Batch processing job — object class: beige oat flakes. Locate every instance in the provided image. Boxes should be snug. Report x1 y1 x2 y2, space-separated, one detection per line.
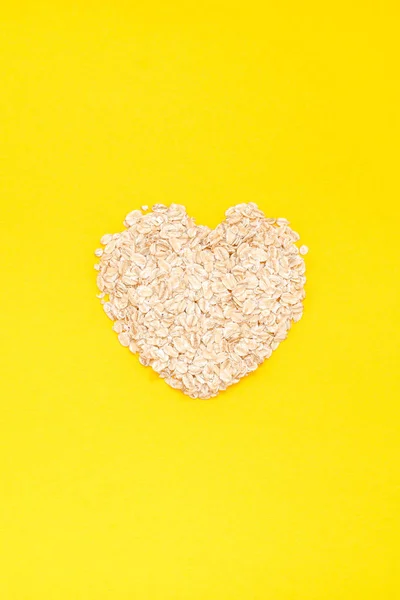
95 203 308 399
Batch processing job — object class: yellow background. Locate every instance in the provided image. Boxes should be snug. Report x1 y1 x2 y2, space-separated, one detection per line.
1 2 399 598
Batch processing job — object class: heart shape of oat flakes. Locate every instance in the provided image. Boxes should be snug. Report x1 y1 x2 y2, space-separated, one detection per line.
95 203 307 399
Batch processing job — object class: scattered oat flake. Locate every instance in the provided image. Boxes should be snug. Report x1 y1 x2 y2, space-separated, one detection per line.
299 245 309 255
100 234 113 245
118 332 130 347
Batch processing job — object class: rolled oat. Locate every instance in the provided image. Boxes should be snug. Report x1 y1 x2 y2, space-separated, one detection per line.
95 203 308 399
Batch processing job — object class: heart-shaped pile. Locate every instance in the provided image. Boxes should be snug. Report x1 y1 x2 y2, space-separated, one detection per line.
95 203 307 399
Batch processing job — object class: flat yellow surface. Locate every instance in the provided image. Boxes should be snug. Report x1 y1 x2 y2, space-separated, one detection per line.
1 2 399 598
